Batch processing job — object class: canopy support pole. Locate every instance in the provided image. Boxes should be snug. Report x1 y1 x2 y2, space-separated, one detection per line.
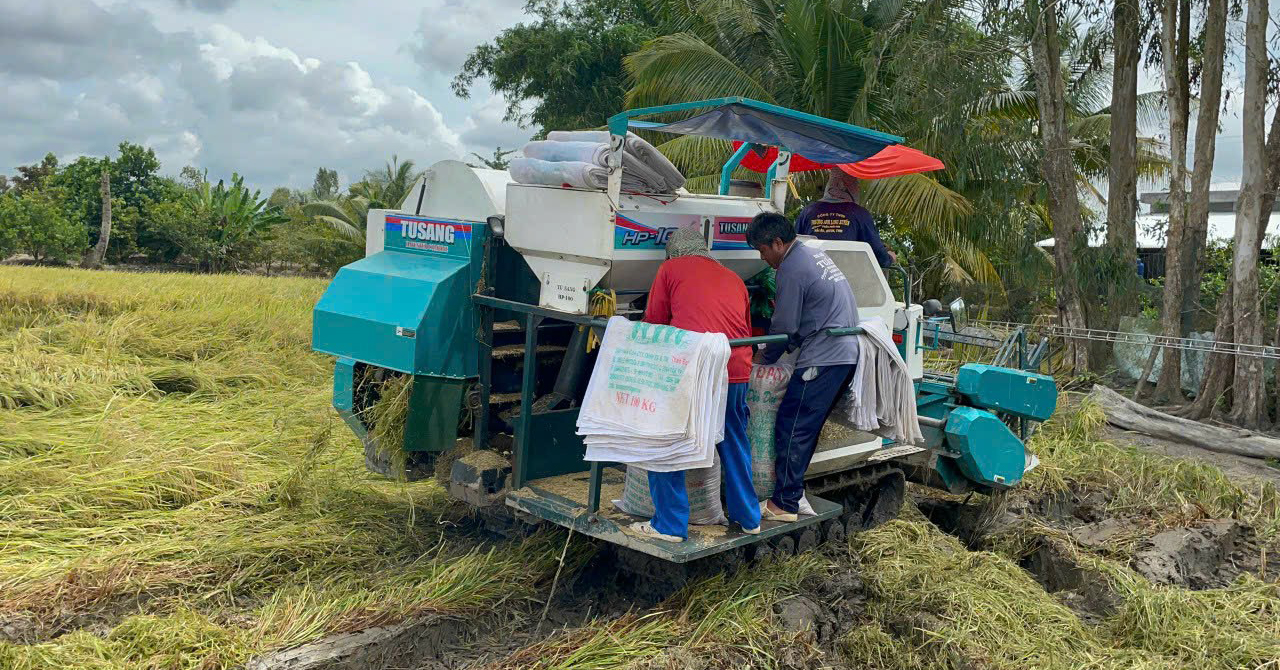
767 151 792 211
719 143 753 195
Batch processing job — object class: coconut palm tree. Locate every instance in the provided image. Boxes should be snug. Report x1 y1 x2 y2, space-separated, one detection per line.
352 156 423 208
302 196 373 243
626 0 1166 301
302 156 424 245
627 0 1013 288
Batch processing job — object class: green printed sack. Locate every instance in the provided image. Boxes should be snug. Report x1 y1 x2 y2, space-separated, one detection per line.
746 360 794 500
616 454 727 525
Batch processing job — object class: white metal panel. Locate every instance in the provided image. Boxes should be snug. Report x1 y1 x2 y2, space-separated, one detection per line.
364 209 387 257
400 160 510 222
505 184 613 312
505 184 615 261
807 436 883 476
804 239 897 326
902 303 924 379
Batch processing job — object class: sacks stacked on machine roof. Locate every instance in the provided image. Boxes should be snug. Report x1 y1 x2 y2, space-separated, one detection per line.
578 317 729 471
509 131 686 193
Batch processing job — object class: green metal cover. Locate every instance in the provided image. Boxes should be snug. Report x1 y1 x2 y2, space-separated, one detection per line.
312 250 476 377
513 408 588 483
404 376 466 452
944 406 1026 487
955 364 1057 422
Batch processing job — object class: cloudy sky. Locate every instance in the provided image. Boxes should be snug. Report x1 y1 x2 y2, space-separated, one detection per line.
0 0 1257 192
0 0 538 190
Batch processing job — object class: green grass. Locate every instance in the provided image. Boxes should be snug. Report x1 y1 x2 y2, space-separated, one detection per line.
0 266 575 669
487 553 833 670
4 265 1278 670
843 506 1280 670
1022 393 1280 545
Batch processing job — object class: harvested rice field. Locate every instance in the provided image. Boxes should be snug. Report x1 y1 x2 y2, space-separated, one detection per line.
2 265 1279 670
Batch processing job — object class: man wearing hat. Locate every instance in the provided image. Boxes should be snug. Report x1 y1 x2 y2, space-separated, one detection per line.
796 169 897 268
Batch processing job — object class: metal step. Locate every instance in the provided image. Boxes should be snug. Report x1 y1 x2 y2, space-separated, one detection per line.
487 392 522 406
491 344 568 360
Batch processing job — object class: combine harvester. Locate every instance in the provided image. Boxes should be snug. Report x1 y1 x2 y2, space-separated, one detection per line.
311 98 1056 567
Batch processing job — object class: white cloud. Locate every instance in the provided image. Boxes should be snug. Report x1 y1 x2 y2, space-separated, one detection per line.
170 0 237 13
0 0 514 189
198 23 310 80
407 0 529 74
458 93 534 154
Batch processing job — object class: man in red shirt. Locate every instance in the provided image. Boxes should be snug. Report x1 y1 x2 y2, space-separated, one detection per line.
632 225 762 542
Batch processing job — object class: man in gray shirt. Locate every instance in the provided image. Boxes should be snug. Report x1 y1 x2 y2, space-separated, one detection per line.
747 212 860 522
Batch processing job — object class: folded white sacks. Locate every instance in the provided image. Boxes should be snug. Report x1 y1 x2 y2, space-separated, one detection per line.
845 317 925 445
522 140 611 165
509 157 607 190
508 157 659 192
522 140 668 192
546 130 686 191
578 317 730 472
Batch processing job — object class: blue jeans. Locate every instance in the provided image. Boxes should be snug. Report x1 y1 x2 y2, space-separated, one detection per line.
770 364 855 513
649 382 759 537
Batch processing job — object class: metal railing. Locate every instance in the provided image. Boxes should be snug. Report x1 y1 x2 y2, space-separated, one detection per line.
973 319 1280 361
471 293 863 517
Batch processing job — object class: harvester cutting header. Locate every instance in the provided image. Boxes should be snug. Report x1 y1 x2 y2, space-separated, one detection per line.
311 98 1057 565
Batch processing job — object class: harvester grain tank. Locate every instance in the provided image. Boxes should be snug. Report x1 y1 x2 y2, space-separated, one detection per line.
310 98 1057 564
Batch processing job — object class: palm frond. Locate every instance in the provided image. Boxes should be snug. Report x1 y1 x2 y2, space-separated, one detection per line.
625 32 775 108
311 215 363 241
861 173 973 229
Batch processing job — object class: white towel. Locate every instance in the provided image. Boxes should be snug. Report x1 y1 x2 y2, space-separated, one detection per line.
845 317 924 445
578 317 730 472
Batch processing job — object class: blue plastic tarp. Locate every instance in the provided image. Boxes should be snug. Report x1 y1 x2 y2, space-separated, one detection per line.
648 102 896 165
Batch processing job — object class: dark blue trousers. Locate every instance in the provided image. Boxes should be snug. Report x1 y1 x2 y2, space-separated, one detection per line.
649 382 759 537
770 364 855 513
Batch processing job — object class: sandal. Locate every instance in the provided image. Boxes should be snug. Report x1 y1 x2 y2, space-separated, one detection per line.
760 500 798 523
630 521 684 543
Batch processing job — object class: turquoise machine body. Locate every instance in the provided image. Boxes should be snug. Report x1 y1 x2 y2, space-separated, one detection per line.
311 161 514 455
912 363 1058 492
312 212 484 453
955 363 1057 421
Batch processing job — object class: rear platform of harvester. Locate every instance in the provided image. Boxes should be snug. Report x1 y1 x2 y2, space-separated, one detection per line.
310 98 1058 568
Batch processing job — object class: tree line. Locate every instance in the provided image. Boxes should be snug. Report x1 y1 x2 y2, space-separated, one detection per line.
0 144 426 275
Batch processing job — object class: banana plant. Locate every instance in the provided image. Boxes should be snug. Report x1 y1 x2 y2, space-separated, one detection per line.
184 173 287 271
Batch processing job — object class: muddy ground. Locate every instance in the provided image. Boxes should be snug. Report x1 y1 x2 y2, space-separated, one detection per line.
250 449 1280 670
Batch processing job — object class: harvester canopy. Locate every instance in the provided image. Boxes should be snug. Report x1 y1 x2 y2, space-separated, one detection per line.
605 97 941 199
730 142 946 179
619 99 902 164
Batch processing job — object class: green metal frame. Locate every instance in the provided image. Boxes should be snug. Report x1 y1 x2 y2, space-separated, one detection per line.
471 293 861 515
506 482 842 563
718 142 754 195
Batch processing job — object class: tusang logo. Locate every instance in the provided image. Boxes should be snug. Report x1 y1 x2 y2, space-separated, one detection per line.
402 220 455 244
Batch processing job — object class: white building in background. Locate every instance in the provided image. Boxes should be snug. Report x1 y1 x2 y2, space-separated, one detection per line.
1036 188 1277 278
